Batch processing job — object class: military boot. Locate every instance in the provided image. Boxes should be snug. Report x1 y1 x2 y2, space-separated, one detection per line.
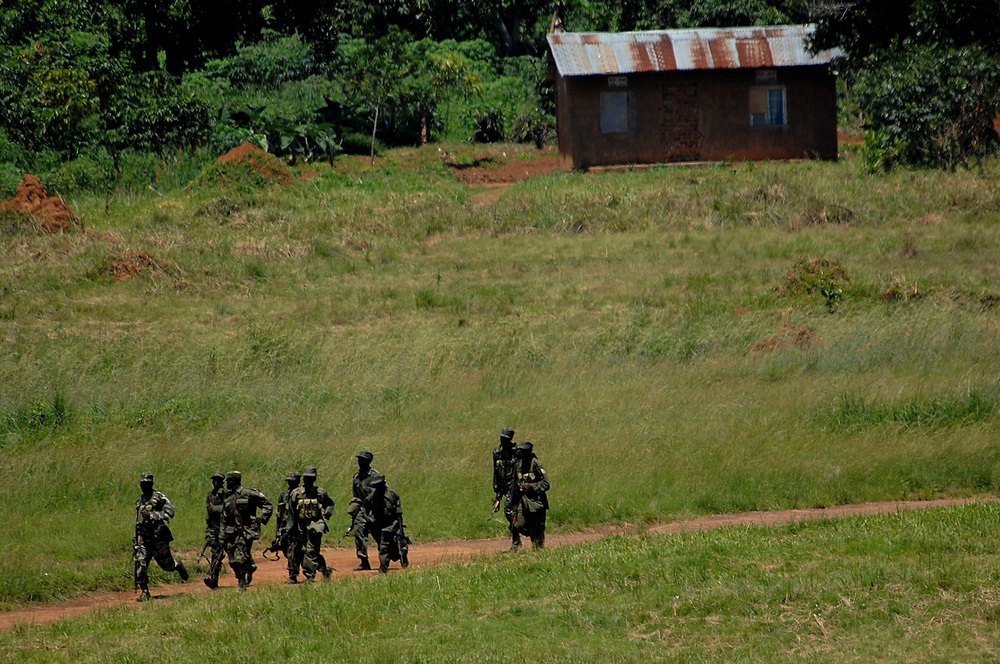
286 575 299 585
354 559 371 571
175 559 189 581
203 575 218 589
322 566 333 579
137 588 151 602
400 553 409 569
237 576 247 592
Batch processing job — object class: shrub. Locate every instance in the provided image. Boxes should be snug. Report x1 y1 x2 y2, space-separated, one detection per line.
855 44 1000 171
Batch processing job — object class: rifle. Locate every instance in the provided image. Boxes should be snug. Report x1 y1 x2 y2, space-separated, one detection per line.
263 528 287 561
394 521 411 567
198 541 211 564
488 494 502 521
339 509 359 543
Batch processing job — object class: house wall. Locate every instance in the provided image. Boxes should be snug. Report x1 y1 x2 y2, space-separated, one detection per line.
555 66 837 169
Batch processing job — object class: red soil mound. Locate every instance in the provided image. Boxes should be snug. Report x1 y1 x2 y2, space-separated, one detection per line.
0 174 82 233
216 141 293 185
107 250 158 281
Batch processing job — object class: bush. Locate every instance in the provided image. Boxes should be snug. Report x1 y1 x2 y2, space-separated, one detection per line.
855 44 1000 171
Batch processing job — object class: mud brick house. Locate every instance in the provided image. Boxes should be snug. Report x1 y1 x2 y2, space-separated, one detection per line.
546 25 840 169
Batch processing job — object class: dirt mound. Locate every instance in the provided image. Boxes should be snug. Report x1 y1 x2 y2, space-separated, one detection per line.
216 141 293 185
107 250 159 281
0 174 82 233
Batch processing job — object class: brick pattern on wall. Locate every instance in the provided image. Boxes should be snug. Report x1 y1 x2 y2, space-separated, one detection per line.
662 83 702 161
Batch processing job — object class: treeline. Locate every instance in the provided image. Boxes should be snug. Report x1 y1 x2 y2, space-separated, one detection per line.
1 0 998 196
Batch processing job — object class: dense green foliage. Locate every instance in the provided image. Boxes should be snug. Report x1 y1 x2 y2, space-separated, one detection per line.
3 503 1000 661
0 145 997 610
813 0 1000 170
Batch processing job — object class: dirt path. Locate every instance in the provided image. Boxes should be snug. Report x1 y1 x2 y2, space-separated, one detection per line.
2 497 993 630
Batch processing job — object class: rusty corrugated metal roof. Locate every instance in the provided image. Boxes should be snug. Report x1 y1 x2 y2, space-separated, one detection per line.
547 24 839 76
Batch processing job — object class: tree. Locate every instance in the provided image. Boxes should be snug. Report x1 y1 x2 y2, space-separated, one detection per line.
340 29 415 163
811 0 1000 170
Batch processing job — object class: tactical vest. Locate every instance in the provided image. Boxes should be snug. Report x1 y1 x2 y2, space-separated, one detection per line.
297 496 322 521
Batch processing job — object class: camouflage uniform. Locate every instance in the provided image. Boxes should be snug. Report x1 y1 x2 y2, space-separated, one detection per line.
510 442 550 549
288 466 334 581
373 478 409 574
275 471 301 583
210 471 272 591
351 450 386 570
204 472 226 584
133 472 188 601
492 428 520 549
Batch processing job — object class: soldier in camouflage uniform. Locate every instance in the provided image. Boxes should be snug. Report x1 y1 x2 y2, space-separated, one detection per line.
288 466 334 582
206 470 272 592
275 471 302 584
133 472 188 602
510 441 550 549
492 427 520 550
350 450 385 571
203 471 226 586
370 476 410 574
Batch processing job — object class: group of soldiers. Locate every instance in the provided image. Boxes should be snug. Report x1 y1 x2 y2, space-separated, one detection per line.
133 431 549 601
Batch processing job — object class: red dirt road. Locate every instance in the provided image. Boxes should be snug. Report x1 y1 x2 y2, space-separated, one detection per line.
1 497 993 630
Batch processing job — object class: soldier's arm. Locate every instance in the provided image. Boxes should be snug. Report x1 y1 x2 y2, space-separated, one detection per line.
523 463 550 494
256 492 273 525
321 490 335 520
492 451 504 495
150 493 175 521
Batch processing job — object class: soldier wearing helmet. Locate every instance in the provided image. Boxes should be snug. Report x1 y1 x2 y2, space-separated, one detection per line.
206 471 272 591
510 441 550 550
350 450 386 571
492 428 520 550
288 466 335 582
133 472 188 602
273 471 302 583
203 471 226 585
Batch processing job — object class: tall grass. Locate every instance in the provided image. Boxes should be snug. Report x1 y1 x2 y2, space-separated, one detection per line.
0 144 998 607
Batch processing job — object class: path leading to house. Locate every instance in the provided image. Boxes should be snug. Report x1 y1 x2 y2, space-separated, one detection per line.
2 497 994 630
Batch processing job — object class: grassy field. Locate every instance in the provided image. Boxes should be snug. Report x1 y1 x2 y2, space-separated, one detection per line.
2 503 1000 662
1 143 998 612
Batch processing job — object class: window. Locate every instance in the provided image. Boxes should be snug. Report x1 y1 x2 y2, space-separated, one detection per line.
749 87 786 126
600 91 636 133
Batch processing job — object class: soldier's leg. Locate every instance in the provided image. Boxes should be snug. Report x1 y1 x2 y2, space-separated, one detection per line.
528 510 546 549
135 542 152 601
377 529 393 574
511 509 528 552
152 540 188 581
228 540 248 590
302 532 321 580
286 533 302 583
354 522 372 570
204 538 226 588
504 499 521 550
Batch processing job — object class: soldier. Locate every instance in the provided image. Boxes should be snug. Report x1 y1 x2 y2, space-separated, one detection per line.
206 470 272 591
370 476 410 574
288 466 335 582
510 441 550 550
350 450 385 571
273 471 302 584
203 471 226 587
133 472 188 602
492 427 519 550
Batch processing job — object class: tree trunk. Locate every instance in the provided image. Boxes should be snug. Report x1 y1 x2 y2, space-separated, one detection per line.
370 104 380 165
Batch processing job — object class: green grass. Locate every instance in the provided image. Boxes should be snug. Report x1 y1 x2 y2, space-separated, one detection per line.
3 503 1000 662
0 143 998 610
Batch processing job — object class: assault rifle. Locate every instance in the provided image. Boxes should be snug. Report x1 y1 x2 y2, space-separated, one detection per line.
488 494 502 521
